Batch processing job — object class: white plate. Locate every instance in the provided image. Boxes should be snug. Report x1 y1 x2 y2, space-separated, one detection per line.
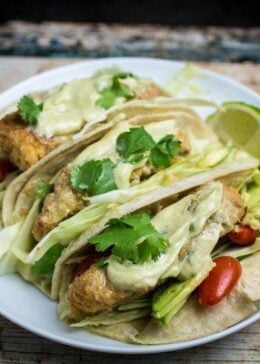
0 57 259 354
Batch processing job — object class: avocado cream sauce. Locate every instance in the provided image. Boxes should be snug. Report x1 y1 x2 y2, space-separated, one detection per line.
107 183 223 291
35 70 148 138
36 77 106 138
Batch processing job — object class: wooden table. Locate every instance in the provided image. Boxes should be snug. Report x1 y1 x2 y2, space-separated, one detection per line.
0 56 259 364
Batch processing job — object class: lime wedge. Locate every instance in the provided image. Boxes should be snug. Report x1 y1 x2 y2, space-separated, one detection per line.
207 101 260 159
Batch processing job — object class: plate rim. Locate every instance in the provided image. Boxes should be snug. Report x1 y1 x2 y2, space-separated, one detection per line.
0 56 259 354
0 289 259 354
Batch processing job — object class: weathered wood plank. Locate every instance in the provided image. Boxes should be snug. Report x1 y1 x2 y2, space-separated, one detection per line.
0 22 260 62
0 316 260 363
0 57 259 363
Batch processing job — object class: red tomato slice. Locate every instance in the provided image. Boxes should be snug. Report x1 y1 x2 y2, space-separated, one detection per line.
228 225 257 245
198 256 242 306
0 159 15 182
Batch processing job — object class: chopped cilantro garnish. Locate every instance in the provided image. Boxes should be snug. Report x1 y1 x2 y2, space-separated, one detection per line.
149 135 181 168
89 213 169 264
116 127 156 163
116 127 181 168
32 243 65 279
35 179 54 200
18 95 43 126
96 72 135 109
70 158 117 196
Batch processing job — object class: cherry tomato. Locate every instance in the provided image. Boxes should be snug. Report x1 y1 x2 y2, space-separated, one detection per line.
0 159 15 182
72 252 107 280
228 225 257 245
198 256 242 306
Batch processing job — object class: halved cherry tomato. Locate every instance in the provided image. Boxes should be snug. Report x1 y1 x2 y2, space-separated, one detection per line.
228 225 257 245
198 256 242 306
0 159 15 182
72 252 107 280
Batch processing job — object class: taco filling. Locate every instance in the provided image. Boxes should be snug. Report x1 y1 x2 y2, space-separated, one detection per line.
0 64 259 346
53 178 259 345
0 69 166 171
66 182 244 315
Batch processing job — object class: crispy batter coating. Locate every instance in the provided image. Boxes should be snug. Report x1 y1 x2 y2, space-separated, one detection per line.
219 184 245 235
32 168 85 241
0 112 61 171
68 264 141 315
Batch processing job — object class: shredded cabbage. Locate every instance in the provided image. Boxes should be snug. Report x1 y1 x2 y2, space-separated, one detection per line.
27 202 112 264
0 222 23 275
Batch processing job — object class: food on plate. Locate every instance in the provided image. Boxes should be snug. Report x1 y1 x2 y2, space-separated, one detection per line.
207 101 260 159
0 64 259 345
0 69 167 226
0 69 166 171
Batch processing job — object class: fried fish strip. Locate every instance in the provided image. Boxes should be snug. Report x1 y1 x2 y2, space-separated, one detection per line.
32 168 85 241
0 112 61 171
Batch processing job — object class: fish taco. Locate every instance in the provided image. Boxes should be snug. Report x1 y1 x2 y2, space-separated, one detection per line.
0 66 259 346
0 68 168 226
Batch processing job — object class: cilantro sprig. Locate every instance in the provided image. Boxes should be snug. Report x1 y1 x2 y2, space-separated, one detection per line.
149 135 181 168
70 158 117 196
116 127 156 163
18 95 43 126
89 213 169 264
96 72 135 109
116 127 181 168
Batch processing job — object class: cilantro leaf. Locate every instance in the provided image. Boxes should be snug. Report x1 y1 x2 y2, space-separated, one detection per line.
96 72 135 109
89 213 169 264
35 179 54 200
96 257 109 268
116 127 156 163
149 135 181 168
32 243 65 279
18 95 43 126
116 128 181 168
70 158 117 196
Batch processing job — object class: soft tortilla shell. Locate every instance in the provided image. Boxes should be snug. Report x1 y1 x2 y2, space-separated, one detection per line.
85 253 260 344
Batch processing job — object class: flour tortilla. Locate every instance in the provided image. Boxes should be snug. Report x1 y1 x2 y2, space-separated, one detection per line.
79 253 260 344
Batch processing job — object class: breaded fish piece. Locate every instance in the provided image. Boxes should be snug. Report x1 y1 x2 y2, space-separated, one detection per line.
0 112 61 171
67 184 245 315
216 184 245 235
68 265 140 315
32 168 85 241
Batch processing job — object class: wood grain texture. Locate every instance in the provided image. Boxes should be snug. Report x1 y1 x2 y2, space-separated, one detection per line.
0 56 259 363
0 22 260 62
